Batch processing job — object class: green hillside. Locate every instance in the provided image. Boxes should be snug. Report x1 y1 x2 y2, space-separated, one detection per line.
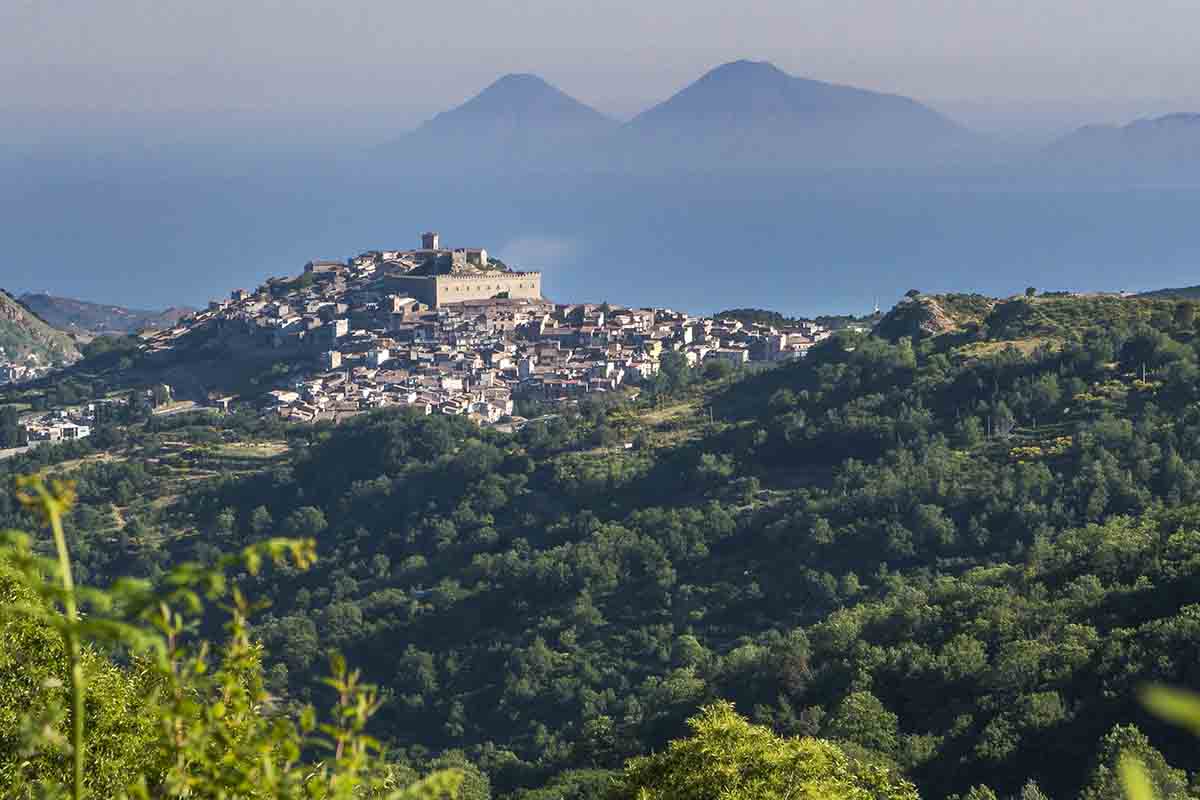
1139 285 1200 300
7 290 1200 798
878 292 1198 352
0 289 81 366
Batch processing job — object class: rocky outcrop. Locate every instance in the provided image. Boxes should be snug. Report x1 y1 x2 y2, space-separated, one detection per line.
0 290 81 364
874 296 960 341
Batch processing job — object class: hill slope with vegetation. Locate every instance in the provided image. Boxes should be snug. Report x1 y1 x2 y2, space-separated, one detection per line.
0 289 80 366
1139 285 1200 301
7 291 1200 798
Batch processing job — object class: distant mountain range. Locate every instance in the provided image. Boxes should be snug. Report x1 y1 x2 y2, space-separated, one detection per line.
384 60 980 171
19 293 194 337
1046 113 1200 173
381 60 1200 173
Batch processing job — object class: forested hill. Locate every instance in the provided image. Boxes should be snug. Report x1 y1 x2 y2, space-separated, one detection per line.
1139 285 1200 301
872 291 1188 345
8 290 1200 798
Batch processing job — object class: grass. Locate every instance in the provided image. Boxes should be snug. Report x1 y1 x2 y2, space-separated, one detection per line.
956 338 1053 359
208 441 290 460
633 398 717 449
47 452 124 473
639 399 701 426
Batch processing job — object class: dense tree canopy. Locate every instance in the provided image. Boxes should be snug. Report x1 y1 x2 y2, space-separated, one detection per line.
8 293 1200 798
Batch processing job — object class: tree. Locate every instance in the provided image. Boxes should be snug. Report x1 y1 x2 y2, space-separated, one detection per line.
514 769 616 800
1025 287 1038 298
249 505 273 537
612 701 918 800
1018 780 1051 800
1030 374 1062 426
657 352 693 396
212 507 237 540
960 788 999 800
703 359 735 381
1174 302 1196 330
992 401 1017 439
1080 724 1189 800
827 691 900 755
955 416 984 448
284 506 327 538
905 290 922 299
428 751 490 800
0 405 23 448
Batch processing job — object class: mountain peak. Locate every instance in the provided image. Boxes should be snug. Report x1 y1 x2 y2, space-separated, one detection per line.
425 73 610 123
388 72 616 171
488 72 554 88
696 59 792 84
630 58 958 122
477 72 560 100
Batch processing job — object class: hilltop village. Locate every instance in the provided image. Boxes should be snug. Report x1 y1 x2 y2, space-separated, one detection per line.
11 233 832 440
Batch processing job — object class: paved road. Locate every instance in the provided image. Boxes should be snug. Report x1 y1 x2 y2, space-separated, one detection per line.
152 401 217 417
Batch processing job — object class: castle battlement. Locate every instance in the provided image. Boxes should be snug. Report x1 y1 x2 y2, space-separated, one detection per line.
437 271 542 281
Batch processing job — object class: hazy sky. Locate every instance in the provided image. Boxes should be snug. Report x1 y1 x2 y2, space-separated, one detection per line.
3 0 1199 142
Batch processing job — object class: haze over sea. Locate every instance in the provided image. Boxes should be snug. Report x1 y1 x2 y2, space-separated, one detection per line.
7 149 1199 317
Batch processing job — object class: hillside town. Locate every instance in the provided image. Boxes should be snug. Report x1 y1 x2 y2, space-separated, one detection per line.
131 233 831 428
3 233 832 445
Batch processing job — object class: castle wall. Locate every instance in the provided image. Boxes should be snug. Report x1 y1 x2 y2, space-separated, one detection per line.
434 272 541 306
380 272 541 308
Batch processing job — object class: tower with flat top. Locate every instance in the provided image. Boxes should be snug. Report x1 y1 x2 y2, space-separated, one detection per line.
421 231 440 250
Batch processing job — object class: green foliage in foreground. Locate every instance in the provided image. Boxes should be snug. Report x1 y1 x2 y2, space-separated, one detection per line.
612 700 919 800
0 475 463 800
1107 684 1200 800
0 555 159 795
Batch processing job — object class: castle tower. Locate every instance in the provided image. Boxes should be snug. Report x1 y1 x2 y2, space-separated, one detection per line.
421 231 440 250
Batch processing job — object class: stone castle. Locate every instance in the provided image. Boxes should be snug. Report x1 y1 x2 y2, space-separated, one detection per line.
350 232 542 308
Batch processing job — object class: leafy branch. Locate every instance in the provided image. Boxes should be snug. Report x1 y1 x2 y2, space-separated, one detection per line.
0 473 460 799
